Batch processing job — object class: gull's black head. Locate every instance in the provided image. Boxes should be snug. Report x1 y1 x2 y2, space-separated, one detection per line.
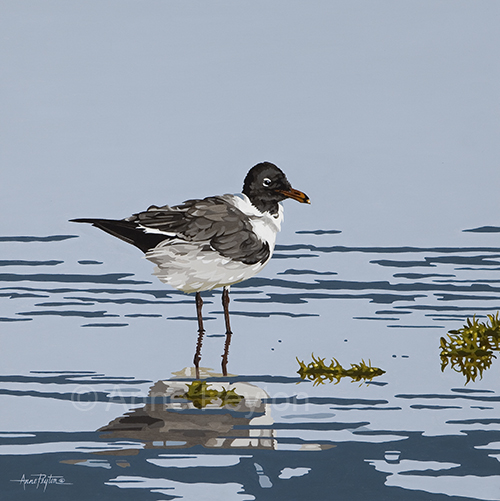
242 162 310 215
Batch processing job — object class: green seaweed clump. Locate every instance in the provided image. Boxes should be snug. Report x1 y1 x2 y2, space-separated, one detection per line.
297 354 385 386
440 313 500 384
176 381 244 409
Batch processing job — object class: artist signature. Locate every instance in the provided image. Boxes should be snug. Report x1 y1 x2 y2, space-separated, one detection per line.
10 473 72 491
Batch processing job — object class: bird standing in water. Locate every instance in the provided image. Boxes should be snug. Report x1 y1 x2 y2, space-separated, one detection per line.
72 162 310 378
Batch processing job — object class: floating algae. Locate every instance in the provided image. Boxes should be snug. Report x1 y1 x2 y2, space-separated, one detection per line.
297 354 385 386
440 313 500 384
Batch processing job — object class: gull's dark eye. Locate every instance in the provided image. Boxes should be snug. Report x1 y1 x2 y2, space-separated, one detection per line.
262 178 272 187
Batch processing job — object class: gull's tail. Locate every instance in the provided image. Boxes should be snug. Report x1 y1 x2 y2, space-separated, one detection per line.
70 218 166 253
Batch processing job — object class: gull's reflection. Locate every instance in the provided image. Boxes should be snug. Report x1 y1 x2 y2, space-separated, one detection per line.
98 375 276 451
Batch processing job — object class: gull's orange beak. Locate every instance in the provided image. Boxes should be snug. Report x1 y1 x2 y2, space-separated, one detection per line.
277 188 311 204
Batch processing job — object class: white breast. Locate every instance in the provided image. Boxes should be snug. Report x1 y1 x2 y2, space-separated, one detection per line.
227 194 283 252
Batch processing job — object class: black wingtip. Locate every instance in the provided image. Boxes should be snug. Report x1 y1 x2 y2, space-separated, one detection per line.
69 217 168 253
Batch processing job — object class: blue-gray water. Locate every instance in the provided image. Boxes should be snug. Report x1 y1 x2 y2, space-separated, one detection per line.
1 229 500 500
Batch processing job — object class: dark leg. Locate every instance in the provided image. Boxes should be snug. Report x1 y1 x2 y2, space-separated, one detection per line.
221 286 233 376
193 292 204 379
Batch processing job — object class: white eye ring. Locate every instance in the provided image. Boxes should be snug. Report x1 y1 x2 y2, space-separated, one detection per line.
263 178 272 187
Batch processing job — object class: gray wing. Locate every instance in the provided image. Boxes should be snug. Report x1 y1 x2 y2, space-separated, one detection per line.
129 196 270 265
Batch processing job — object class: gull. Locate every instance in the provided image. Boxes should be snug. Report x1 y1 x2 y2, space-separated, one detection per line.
71 162 310 377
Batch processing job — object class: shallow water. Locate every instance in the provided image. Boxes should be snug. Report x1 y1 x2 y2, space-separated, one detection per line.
1 230 500 500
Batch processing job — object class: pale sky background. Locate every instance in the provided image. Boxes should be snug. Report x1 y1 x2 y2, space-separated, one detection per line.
1 0 499 246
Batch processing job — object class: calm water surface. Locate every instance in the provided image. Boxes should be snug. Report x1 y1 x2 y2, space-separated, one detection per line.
1 230 500 500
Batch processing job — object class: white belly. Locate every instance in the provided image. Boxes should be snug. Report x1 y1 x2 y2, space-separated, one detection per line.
145 241 269 293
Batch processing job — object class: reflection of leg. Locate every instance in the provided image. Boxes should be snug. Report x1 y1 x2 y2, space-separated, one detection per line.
193 292 204 380
221 286 233 377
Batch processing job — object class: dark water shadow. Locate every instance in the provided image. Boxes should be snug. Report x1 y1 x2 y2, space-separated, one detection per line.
463 226 500 233
275 244 500 254
0 260 64 267
0 273 151 285
295 230 342 235
0 235 78 242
